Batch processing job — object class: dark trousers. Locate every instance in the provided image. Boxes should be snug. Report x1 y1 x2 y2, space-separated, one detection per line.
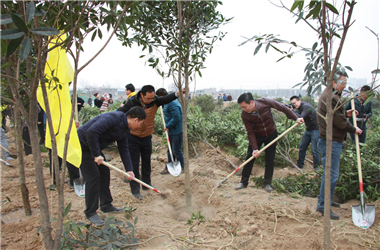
128 134 152 194
241 130 278 186
167 133 184 170
80 150 113 216
49 150 80 185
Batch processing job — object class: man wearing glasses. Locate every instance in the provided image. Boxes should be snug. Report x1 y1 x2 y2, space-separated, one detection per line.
316 71 362 220
289 95 320 171
118 85 183 200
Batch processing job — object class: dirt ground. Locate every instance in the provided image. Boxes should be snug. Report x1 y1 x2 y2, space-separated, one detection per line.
1 131 380 250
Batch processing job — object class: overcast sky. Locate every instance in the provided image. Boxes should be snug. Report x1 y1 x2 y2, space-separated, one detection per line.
77 0 380 92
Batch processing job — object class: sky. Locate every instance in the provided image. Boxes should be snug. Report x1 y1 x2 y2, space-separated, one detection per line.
77 0 380 92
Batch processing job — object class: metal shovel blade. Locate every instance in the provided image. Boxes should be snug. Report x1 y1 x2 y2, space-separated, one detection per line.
73 177 86 197
352 204 375 229
166 161 181 177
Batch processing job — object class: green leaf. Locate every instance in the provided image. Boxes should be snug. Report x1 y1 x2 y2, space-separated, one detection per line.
0 29 25 40
64 202 72 217
325 3 339 15
91 29 97 41
31 27 60 36
11 13 28 33
6 37 23 57
98 28 103 39
34 8 46 17
344 66 353 71
253 43 262 55
290 1 300 12
312 42 318 51
20 36 31 61
0 14 13 25
26 2 36 23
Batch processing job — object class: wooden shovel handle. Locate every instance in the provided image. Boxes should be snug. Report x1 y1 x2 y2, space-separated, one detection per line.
102 161 162 194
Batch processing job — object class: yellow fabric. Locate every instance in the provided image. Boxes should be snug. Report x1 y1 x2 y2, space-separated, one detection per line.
37 34 82 168
127 91 137 99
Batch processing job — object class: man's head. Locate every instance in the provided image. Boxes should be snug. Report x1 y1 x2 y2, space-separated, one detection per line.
140 85 156 104
238 93 255 113
333 71 348 93
126 106 146 130
156 88 168 97
360 85 371 101
290 95 301 109
125 83 135 96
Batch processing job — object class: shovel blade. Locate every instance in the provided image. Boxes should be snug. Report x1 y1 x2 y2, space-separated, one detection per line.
166 161 181 176
352 204 375 229
73 178 86 197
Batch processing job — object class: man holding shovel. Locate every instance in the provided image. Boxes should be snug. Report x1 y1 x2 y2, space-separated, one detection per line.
156 88 184 174
236 93 304 192
316 71 362 220
77 107 145 226
118 85 185 200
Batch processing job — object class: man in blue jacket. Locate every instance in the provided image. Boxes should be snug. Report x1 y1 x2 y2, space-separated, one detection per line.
77 107 145 226
156 88 184 174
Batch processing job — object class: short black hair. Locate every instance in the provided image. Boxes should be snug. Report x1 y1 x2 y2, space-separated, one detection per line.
237 92 254 104
126 106 146 120
290 95 299 102
125 83 135 92
140 85 155 95
156 88 168 97
360 85 370 92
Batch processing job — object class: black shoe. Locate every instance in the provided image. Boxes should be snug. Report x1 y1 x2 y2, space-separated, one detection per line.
69 182 74 189
86 213 105 226
235 183 247 190
316 209 340 220
142 184 154 190
265 184 273 193
101 205 123 213
132 192 143 200
160 169 169 175
331 201 341 208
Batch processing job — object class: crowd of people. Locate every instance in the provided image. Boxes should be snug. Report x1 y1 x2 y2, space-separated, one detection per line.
1 75 374 226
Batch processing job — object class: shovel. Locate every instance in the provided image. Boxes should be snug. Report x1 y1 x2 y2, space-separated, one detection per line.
217 122 300 187
73 95 86 197
102 161 166 197
350 93 375 229
159 106 181 176
73 169 85 197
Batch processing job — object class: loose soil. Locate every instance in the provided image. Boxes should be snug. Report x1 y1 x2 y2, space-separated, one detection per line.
1 130 379 249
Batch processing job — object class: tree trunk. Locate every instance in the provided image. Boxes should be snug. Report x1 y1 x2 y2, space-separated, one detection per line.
15 107 32 216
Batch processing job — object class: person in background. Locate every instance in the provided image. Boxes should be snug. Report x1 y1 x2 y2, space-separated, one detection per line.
77 95 85 112
94 93 103 108
236 93 304 193
120 83 137 108
37 104 46 145
227 94 232 101
289 96 320 171
87 95 93 107
316 71 362 220
77 106 145 226
156 88 184 174
1 103 17 164
117 85 184 200
223 93 227 101
99 94 109 113
344 85 372 145
108 94 114 105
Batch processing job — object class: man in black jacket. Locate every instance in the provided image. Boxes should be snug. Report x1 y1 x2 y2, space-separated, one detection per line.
290 96 320 171
117 85 183 200
77 107 145 226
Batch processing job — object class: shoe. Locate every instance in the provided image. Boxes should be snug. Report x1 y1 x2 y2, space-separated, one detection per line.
331 201 341 208
160 168 169 175
142 184 154 190
86 213 105 226
101 205 123 213
69 182 74 189
132 192 143 200
265 184 273 193
316 209 340 220
235 183 247 190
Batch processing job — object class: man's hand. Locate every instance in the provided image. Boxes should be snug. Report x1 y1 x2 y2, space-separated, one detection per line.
164 128 169 132
252 150 260 158
296 118 304 124
126 171 135 181
176 88 186 97
75 121 80 129
94 155 104 165
355 127 363 135
347 109 359 117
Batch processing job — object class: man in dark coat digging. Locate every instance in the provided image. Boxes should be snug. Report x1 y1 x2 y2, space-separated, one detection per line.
236 93 304 193
77 106 145 226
